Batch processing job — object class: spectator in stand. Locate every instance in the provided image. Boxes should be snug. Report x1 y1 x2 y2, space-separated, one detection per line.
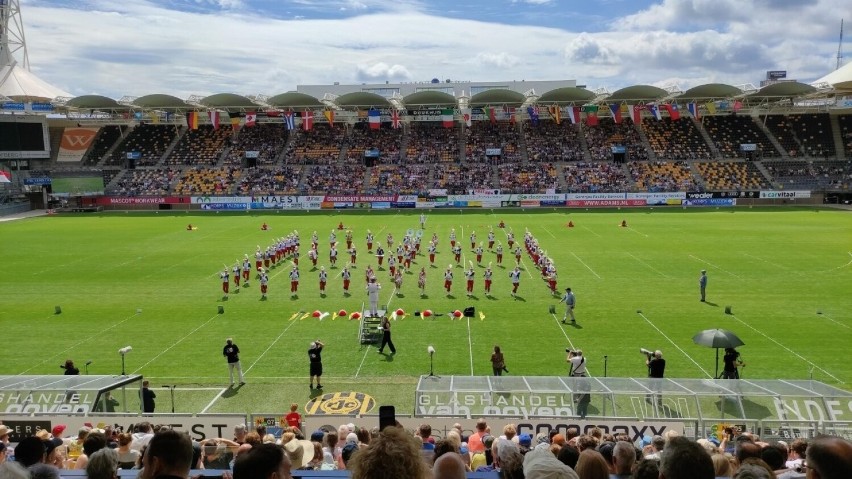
86 448 118 479
74 431 107 470
785 438 807 470
711 453 734 478
233 443 292 479
14 436 60 479
633 457 661 479
467 419 489 454
433 452 466 479
610 441 635 479
348 426 430 479
523 442 579 479
139 430 194 479
658 436 714 479
116 432 139 469
804 435 852 479
417 423 435 466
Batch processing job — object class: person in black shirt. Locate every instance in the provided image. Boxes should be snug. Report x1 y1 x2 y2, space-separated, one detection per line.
309 340 324 390
721 348 744 379
647 350 666 378
378 316 396 355
62 359 80 375
142 380 156 413
223 338 245 387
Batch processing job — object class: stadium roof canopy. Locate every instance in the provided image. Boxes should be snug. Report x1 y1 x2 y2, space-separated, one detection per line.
402 90 457 106
0 63 72 102
65 95 126 110
200 93 258 109
335 92 392 109
678 83 743 100
469 89 526 106
748 81 817 99
537 87 596 104
133 94 188 109
814 61 852 92
608 85 668 101
267 92 323 108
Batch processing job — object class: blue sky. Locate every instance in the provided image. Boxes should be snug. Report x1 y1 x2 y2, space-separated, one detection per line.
20 0 848 99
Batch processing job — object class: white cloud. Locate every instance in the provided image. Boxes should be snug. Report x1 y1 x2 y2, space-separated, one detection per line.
474 52 521 69
356 63 412 82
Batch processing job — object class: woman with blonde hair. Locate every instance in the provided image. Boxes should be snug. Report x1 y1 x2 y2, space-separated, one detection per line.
349 426 430 479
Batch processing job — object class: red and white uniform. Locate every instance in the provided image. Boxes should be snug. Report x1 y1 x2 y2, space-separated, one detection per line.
386 233 394 248
349 247 357 266
404 248 413 269
255 251 263 270
470 233 477 249
548 271 558 294
366 232 374 251
393 271 403 290
308 248 318 266
507 232 515 248
396 245 404 264
259 272 269 296
428 243 437 264
329 231 337 249
453 245 461 264
515 247 523 264
242 259 251 282
388 257 396 277
264 249 272 268
318 269 327 292
475 246 483 264
376 247 385 266
289 268 300 293
449 230 456 247
342 268 351 292
488 231 495 249
292 247 299 265
465 269 475 294
365 266 374 284
510 268 521 294
444 270 453 292
220 270 230 294
484 268 493 293
329 247 338 265
496 245 504 264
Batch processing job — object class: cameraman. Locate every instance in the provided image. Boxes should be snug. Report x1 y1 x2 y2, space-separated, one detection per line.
566 349 586 377
721 347 743 379
646 350 665 378
61 359 80 375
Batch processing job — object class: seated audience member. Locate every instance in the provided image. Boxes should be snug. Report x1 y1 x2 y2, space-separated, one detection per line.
733 458 774 479
86 448 119 479
632 457 660 479
233 443 292 479
433 439 459 464
575 449 609 479
418 423 435 465
495 441 525 479
711 453 734 478
785 438 807 469
201 438 238 469
348 426 430 479
659 436 714 479
116 432 140 469
611 441 636 478
139 429 194 479
75 431 108 470
557 444 580 469
13 436 60 479
523 443 579 479
433 452 466 479
805 435 852 479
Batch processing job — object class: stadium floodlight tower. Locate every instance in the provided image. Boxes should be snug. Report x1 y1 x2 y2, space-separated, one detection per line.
0 0 30 73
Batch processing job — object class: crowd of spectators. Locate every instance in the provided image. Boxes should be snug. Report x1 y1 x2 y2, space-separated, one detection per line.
703 115 780 159
407 123 462 163
347 123 403 164
523 121 584 162
629 160 700 192
563 162 632 193
642 117 713 161
236 166 302 196
303 164 366 195
763 160 852 190
584 118 649 162
164 125 231 167
695 162 770 191
105 124 180 167
173 167 241 195
287 125 346 164
365 164 430 195
3 419 849 479
465 122 522 163
432 164 494 194
109 168 179 196
223 124 290 167
497 163 559 194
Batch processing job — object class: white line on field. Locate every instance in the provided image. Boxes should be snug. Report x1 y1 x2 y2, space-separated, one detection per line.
200 387 230 413
245 313 301 375
814 251 852 273
637 312 712 378
571 252 602 279
19 312 139 375
385 286 398 311
354 345 372 378
730 314 843 383
627 227 648 238
466 315 474 376
549 312 592 377
817 312 850 330
541 226 557 239
132 314 219 374
739 252 804 277
519 257 534 279
626 252 672 279
581 225 602 238
688 254 742 279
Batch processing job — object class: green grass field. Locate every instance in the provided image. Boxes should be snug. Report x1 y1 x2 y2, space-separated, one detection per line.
2 207 850 414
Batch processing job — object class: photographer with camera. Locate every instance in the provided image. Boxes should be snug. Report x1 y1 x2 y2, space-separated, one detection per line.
721 347 744 379
566 349 586 377
61 359 80 375
642 349 665 378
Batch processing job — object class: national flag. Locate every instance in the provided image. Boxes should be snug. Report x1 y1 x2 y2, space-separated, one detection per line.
441 109 454 128
664 103 680 120
208 111 220 130
705 102 717 115
283 112 295 130
548 106 561 125
461 108 471 127
186 112 199 130
733 100 743 112
149 112 160 124
391 110 401 129
303 110 314 131
368 110 381 130
647 104 662 120
266 110 280 117
0 169 10 183
609 104 622 124
629 105 642 124
488 107 497 124
323 110 335 127
565 106 580 124
134 112 143 121
581 104 599 113
165 112 173 123
245 112 257 127
687 102 700 120
507 107 516 124
527 106 539 126
230 115 241 129
585 112 599 127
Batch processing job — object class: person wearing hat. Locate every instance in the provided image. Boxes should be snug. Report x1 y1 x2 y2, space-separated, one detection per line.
0 424 13 446
309 340 324 390
283 438 314 470
560 287 576 324
223 338 245 387
699 270 708 302
366 277 381 317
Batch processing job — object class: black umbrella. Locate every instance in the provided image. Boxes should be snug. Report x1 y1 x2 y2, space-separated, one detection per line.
692 329 745 378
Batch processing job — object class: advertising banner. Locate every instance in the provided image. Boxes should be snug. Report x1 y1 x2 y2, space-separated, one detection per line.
397 195 419 203
202 203 248 210
511 194 566 202
97 197 188 205
480 199 503 208
58 127 99 162
325 195 397 202
541 200 567 207
390 202 416 208
321 202 335 209
567 193 628 200
520 200 541 207
428 189 448 196
759 190 811 199
24 177 51 186
334 202 354 209
193 196 249 204
682 199 736 206
627 192 686 200
567 200 646 207
250 195 300 205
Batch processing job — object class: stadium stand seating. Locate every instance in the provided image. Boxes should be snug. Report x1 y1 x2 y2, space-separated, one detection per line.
585 118 648 162
629 160 699 192
109 168 178 196
164 125 231 166
304 163 365 195
433 163 493 194
762 115 800 157
288 124 346 164
82 125 123 165
237 166 302 195
347 122 403 164
839 114 852 157
703 115 780 159
174 167 241 195
523 120 584 162
497 163 558 193
764 160 852 190
642 117 712 160
788 113 836 158
223 123 289 167
365 164 430 195
105 124 179 167
465 122 522 163
563 162 632 193
695 161 770 191
407 122 461 163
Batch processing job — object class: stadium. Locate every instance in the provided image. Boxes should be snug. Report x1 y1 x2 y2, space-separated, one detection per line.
1 1 851 478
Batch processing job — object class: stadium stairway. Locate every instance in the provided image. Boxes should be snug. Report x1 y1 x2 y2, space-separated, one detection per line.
634 122 658 162
753 161 779 189
576 124 593 162
275 130 295 164
214 144 233 167
755 119 789 159
95 125 132 167
158 127 187 166
830 114 845 159
398 129 411 162
693 118 722 159
685 160 708 190
48 127 64 163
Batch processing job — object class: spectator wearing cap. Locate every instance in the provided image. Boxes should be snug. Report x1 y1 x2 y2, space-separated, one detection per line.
43 438 65 470
51 425 67 442
14 436 60 479
0 425 12 446
518 434 532 454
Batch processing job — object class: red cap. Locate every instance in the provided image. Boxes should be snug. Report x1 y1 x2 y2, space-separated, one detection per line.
52 424 67 437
